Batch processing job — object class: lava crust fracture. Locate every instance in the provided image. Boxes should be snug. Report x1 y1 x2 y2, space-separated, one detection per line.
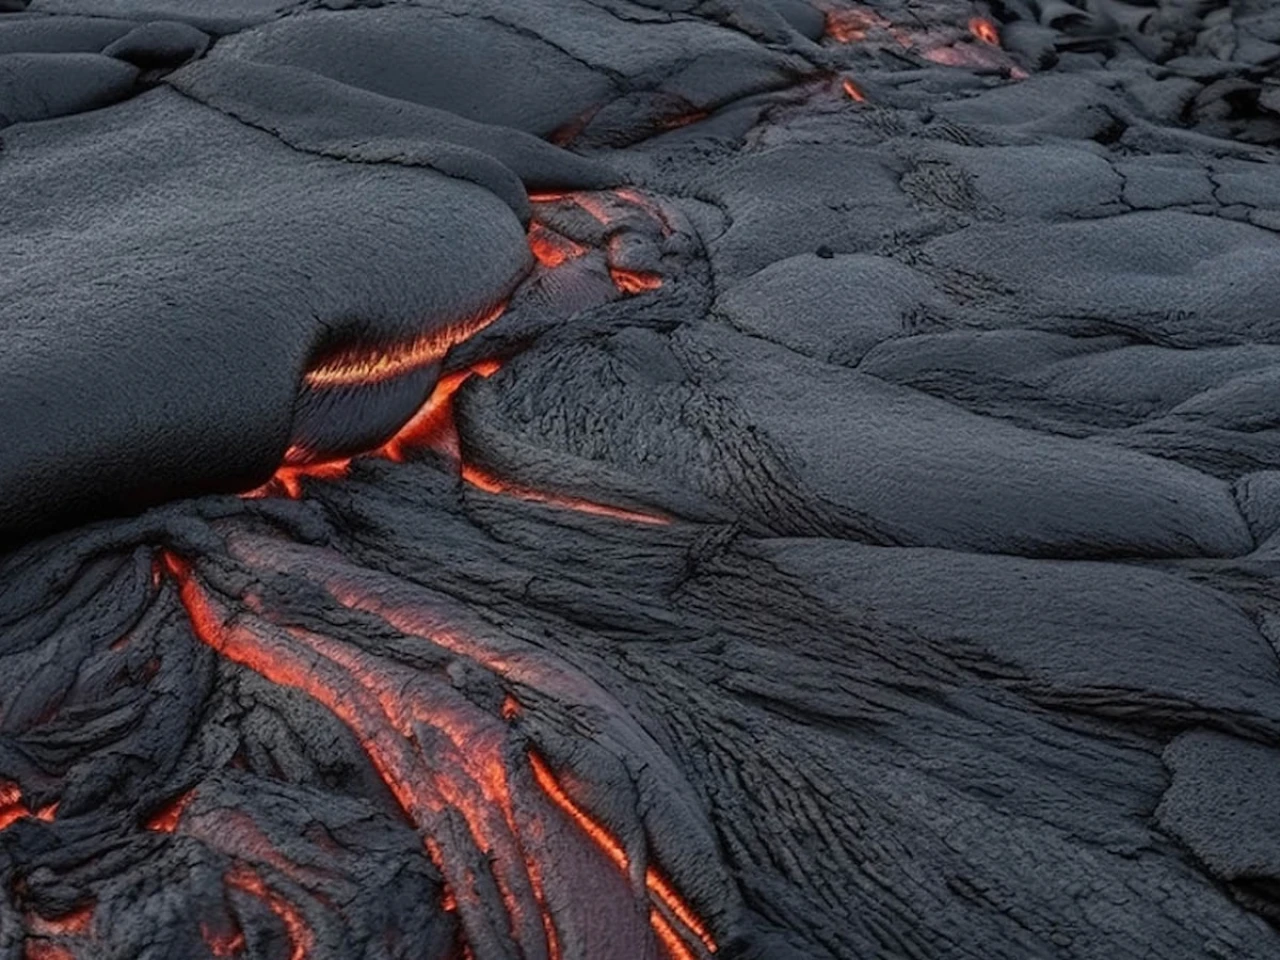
4 1 1280 959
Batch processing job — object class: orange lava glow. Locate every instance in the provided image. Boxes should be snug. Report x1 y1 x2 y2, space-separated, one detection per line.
377 361 501 464
303 304 506 389
529 752 716 957
27 904 94 938
23 945 75 960
244 360 501 497
146 790 195 833
969 17 999 46
241 450 351 499
609 267 663 294
202 924 246 958
162 558 552 956
161 554 720 959
841 78 866 102
528 222 586 268
461 463 669 525
824 6 889 42
226 865 313 960
0 782 52 831
652 909 698 960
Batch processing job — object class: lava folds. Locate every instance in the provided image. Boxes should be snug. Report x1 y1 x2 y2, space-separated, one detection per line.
157 551 716 959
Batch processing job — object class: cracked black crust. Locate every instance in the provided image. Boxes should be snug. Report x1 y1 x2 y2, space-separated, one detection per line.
4 1 1280 959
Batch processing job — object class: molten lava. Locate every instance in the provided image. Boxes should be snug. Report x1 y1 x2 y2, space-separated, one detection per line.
461 464 669 525
23 946 75 960
0 782 55 831
248 187 674 514
608 268 663 294
824 6 889 43
303 304 507 389
202 924 246 958
529 753 716 956
969 17 1000 46
159 552 717 960
841 78 866 103
528 222 586 269
226 865 313 960
146 789 196 833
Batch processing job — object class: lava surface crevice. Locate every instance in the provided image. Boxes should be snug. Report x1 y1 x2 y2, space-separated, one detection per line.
5 1 1280 959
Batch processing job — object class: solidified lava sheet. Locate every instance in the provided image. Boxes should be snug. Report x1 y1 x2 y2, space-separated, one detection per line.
3 0 1280 958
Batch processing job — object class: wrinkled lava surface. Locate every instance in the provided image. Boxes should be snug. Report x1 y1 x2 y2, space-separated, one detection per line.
4 1 1280 958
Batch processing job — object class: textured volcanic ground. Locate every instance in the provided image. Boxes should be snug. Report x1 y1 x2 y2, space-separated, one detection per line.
4 0 1280 958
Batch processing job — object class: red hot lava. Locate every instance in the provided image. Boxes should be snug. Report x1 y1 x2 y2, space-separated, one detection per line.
156 552 716 959
969 17 1000 46
246 190 672 525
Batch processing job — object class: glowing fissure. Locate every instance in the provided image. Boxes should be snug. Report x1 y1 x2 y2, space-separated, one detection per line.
823 6 890 43
303 304 507 389
282 625 552 955
461 464 669 526
249 188 674 522
162 554 718 959
256 354 668 527
202 923 247 958
528 754 716 956
0 781 56 832
969 17 999 46
146 789 195 833
529 190 669 294
841 78 866 103
226 864 314 960
245 362 500 498
27 904 94 938
163 557 557 960
528 223 586 269
608 267 663 295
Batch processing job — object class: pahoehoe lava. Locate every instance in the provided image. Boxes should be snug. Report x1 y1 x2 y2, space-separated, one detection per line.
4 0 1280 958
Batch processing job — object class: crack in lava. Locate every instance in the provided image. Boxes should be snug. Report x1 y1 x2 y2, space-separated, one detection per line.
159 554 714 959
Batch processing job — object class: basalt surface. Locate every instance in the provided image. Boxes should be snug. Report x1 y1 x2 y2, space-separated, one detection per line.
3 1 1280 958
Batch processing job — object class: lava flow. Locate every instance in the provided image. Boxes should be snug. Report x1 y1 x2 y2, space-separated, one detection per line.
823 5 891 43
247 191 672 525
0 781 56 831
157 553 717 960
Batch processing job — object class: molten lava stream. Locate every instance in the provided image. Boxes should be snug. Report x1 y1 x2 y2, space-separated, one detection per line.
529 754 716 958
527 222 586 269
822 5 890 43
304 304 507 390
226 864 314 960
161 555 558 960
0 781 57 831
161 554 718 959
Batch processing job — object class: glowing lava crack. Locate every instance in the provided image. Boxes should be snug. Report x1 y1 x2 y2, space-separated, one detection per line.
156 551 717 960
247 189 670 527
